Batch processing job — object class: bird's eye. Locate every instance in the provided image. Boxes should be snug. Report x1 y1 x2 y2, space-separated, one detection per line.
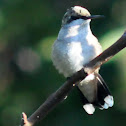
71 16 80 20
66 15 88 24
71 15 88 20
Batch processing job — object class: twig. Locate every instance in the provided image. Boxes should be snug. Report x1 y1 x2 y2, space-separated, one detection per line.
20 112 33 126
20 31 126 126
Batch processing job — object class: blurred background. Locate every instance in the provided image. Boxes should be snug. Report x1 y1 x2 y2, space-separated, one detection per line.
0 0 126 126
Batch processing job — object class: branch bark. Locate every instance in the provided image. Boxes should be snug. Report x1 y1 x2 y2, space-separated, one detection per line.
20 31 126 126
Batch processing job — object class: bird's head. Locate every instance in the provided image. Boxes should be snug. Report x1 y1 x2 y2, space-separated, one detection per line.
62 6 104 26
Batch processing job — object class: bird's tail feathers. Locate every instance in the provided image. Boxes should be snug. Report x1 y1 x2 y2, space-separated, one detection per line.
95 73 114 109
78 73 114 115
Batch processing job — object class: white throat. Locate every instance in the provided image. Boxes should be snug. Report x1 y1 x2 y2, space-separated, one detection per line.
58 19 92 41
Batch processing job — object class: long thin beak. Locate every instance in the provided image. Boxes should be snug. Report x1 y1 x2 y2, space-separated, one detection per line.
87 15 105 19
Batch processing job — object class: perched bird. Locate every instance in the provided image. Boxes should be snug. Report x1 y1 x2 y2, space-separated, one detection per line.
52 6 114 114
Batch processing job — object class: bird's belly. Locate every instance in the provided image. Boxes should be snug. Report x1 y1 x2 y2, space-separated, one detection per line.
52 40 99 77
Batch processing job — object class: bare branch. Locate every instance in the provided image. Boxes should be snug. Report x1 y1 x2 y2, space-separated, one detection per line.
20 31 126 126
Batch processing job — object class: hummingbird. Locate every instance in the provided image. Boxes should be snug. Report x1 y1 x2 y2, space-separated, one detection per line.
52 6 114 114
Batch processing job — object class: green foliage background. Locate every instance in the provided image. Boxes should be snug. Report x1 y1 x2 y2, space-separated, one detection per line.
0 0 126 126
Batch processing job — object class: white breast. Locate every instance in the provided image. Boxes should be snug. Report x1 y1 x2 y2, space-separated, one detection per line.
52 23 102 77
